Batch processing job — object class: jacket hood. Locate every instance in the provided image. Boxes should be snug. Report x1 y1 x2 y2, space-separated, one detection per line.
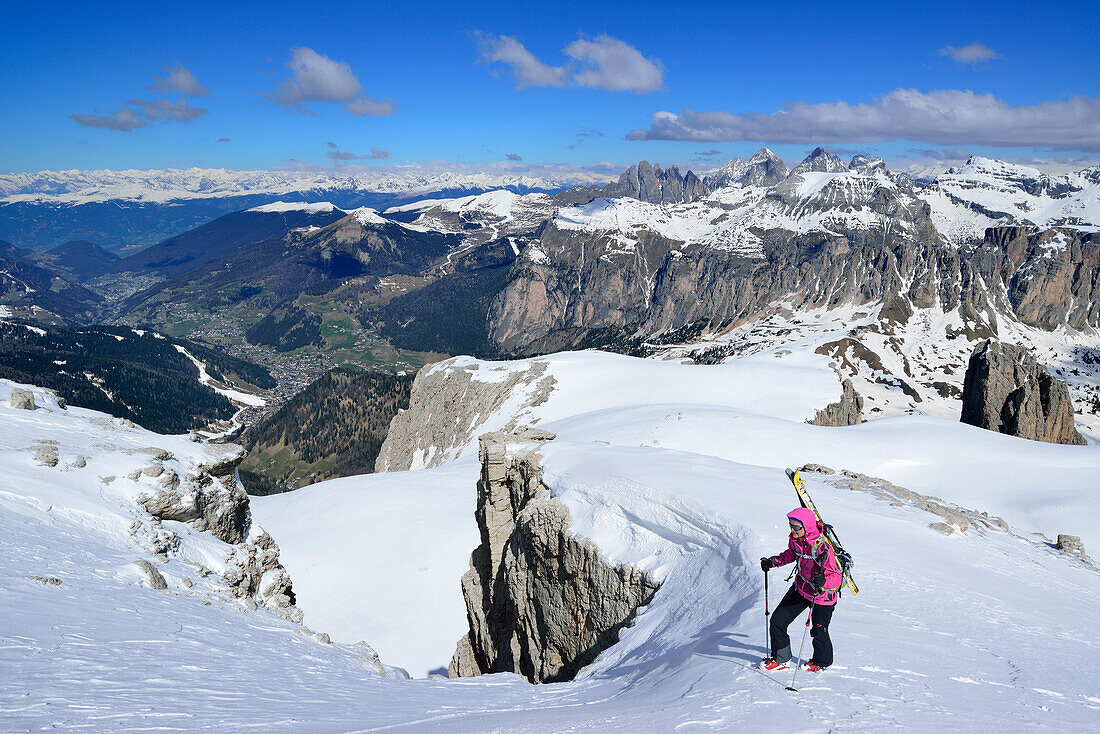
787 507 821 541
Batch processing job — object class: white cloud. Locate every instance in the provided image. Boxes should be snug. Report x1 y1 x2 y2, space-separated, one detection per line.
344 97 396 116
128 98 208 122
564 36 663 93
477 34 567 88
939 43 1002 64
149 64 209 96
326 145 391 161
627 89 1100 151
70 109 148 131
477 33 662 93
275 47 395 116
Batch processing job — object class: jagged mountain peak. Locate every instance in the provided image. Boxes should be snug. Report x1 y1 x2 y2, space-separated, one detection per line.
849 155 888 175
706 148 789 189
1077 166 1100 184
604 160 707 204
703 159 748 190
747 147 781 164
791 147 848 175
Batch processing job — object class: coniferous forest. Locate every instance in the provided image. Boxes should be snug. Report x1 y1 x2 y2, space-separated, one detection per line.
240 367 414 494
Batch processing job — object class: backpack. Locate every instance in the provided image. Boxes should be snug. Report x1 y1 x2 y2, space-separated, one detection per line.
819 522 854 596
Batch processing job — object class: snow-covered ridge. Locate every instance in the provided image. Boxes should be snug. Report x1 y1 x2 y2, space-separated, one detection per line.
246 201 339 214
5 157 1098 248
247 201 422 232
383 190 555 245
545 154 1098 256
387 189 530 217
348 206 389 226
555 197 718 248
553 192 771 255
922 155 1100 242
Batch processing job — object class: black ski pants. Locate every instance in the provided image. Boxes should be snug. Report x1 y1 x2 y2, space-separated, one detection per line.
770 584 835 668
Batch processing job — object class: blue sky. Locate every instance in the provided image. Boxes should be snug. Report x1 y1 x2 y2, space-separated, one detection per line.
2 0 1098 175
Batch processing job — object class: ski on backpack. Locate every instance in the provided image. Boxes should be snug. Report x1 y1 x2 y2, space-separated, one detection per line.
785 468 859 596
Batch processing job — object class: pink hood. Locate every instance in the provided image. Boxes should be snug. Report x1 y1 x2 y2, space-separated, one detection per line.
787 507 820 540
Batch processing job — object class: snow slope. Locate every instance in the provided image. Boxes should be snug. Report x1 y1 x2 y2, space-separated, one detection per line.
251 458 481 678
6 346 1100 731
252 349 1099 731
652 298 1100 442
0 380 401 731
393 348 841 470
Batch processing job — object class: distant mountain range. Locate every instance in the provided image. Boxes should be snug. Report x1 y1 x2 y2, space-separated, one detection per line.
2 149 1099 439
0 168 611 252
0 168 605 205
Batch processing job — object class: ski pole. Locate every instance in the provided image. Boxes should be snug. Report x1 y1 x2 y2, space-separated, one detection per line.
786 598 817 692
764 569 770 657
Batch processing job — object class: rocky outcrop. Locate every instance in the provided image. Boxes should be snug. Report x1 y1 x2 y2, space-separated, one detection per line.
139 444 251 543
849 155 888 175
1057 534 1087 560
132 559 168 590
450 431 661 683
31 440 59 467
10 388 36 410
961 340 1086 445
800 465 1005 536
223 531 302 622
135 447 302 621
376 359 557 471
809 379 864 426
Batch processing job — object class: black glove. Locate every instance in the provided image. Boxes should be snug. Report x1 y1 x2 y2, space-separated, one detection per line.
811 569 826 592
760 556 780 572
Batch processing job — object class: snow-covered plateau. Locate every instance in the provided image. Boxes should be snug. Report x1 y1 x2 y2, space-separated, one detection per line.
4 343 1099 732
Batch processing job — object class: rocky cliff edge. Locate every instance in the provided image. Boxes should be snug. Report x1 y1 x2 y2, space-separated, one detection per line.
449 429 660 683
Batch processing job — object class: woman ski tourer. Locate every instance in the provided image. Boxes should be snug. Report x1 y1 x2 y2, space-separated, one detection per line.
758 507 843 673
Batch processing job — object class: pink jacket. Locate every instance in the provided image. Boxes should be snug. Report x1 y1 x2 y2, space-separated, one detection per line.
771 507 843 605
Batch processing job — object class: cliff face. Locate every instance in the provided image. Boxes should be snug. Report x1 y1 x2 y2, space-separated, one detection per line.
375 358 557 471
489 226 1099 356
450 431 661 683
